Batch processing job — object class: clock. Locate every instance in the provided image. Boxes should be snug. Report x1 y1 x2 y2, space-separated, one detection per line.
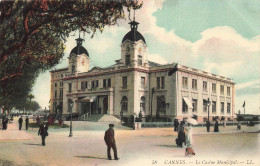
138 47 142 54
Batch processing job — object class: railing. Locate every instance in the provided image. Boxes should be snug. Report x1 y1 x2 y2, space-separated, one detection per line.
78 113 89 121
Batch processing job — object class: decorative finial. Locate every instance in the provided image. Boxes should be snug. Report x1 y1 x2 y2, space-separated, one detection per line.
76 31 84 46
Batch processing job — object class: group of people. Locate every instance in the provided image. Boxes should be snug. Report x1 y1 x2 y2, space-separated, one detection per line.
174 119 195 156
18 116 29 130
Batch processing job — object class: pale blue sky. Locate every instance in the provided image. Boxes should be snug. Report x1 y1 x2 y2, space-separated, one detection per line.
33 0 260 114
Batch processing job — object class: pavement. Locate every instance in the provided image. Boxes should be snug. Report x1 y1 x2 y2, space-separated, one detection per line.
0 118 259 166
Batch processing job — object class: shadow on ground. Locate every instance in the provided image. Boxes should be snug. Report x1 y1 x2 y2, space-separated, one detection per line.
23 143 42 146
75 156 107 160
155 144 179 148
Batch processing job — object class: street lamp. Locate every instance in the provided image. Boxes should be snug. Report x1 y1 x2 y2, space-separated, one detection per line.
68 99 74 137
206 98 211 132
207 98 211 121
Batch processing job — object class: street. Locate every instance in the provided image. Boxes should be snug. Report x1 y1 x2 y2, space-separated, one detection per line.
0 118 259 166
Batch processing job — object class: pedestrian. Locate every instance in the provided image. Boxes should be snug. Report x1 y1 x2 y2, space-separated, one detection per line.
2 118 8 130
206 120 211 132
214 121 219 132
176 122 185 147
25 116 29 130
185 123 192 147
4 117 9 130
184 123 195 156
38 122 49 146
237 121 241 130
174 119 179 132
104 124 119 160
223 120 226 127
18 116 23 130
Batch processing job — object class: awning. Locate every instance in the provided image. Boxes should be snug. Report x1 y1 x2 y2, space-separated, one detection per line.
81 96 97 102
183 97 193 108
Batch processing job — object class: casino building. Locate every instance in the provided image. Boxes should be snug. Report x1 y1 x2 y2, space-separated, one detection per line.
50 19 235 123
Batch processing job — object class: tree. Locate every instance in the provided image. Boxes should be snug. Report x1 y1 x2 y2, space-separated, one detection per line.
0 0 143 111
16 100 40 113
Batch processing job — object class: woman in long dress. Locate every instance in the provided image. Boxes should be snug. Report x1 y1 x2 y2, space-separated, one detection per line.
185 123 195 156
185 123 192 147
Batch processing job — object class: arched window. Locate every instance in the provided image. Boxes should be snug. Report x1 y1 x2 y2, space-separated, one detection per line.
121 96 128 112
140 96 145 113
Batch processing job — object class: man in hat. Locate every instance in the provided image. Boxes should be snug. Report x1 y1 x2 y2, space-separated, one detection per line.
38 122 48 146
18 116 23 130
104 124 119 160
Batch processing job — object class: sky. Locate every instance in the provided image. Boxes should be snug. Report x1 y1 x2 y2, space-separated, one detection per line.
32 0 260 115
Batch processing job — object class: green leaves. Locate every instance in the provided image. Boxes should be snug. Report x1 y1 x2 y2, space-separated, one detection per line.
0 0 142 111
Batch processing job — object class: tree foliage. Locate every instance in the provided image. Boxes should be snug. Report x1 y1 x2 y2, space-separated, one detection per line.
0 0 143 111
16 100 41 112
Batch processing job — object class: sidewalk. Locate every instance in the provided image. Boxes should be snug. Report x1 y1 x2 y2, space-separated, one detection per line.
0 121 35 141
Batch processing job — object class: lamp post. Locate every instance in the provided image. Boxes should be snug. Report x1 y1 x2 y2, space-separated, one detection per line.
207 98 211 121
150 87 155 122
206 98 211 132
68 99 74 137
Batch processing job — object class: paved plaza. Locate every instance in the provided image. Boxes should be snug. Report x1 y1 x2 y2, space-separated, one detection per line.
0 118 259 166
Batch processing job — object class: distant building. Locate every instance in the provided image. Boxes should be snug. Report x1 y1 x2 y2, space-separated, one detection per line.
50 20 235 123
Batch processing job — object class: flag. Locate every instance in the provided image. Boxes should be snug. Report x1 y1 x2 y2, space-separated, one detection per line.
242 101 245 107
168 63 178 76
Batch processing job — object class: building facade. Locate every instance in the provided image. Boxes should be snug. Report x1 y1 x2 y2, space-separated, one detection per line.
50 20 235 123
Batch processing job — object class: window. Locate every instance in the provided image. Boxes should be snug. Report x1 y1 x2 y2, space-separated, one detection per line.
212 83 216 93
182 77 188 89
108 78 111 87
141 77 145 89
212 101 216 113
68 83 72 93
85 81 88 89
55 90 57 98
227 103 230 114
192 79 197 90
227 87 230 96
157 77 160 88
220 85 224 95
96 80 99 88
121 96 128 112
60 89 63 98
203 99 207 112
140 96 145 113
55 83 57 87
138 55 142 65
60 82 63 87
161 77 165 89
192 99 197 112
182 98 188 113
81 82 85 90
203 81 207 91
221 102 224 114
91 81 95 89
103 79 106 88
125 55 130 66
122 76 127 89
72 66 75 74
157 96 166 114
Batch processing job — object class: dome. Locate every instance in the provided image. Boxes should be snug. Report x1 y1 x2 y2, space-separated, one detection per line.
122 30 146 44
70 45 89 57
69 37 89 57
122 21 146 44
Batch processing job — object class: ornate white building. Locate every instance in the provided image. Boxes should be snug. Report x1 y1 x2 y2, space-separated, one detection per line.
50 20 235 123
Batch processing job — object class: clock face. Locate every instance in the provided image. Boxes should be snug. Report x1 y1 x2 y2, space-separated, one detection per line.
81 59 85 66
138 47 142 54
